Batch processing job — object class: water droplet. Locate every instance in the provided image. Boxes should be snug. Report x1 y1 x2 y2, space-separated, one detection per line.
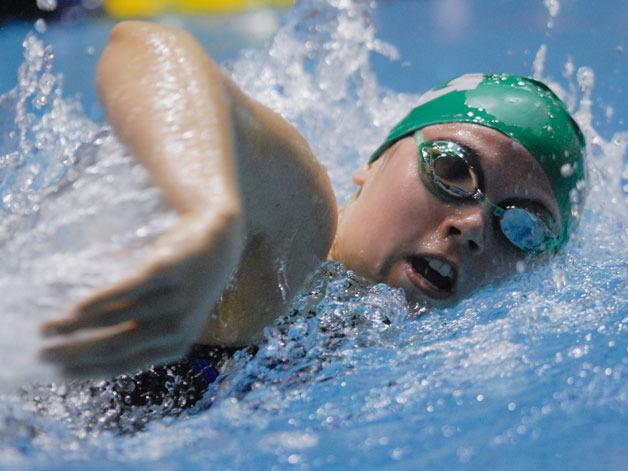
605 106 614 119
563 59 574 78
36 0 57 12
569 188 579 204
34 19 47 34
560 163 574 177
577 66 595 93
34 95 48 108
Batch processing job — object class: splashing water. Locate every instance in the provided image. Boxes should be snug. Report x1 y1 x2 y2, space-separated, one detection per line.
0 33 178 389
0 0 626 469
544 0 560 28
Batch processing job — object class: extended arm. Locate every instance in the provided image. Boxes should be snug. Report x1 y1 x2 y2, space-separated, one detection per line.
41 22 337 377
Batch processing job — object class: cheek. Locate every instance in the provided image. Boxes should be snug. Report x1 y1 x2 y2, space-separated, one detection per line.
356 175 422 238
335 180 426 271
333 198 393 275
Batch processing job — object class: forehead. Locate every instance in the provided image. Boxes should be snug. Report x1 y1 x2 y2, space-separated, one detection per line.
420 122 560 220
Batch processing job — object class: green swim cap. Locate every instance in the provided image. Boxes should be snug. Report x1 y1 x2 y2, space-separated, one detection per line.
370 73 586 249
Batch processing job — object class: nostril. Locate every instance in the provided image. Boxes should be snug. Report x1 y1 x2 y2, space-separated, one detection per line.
447 226 462 236
468 240 480 252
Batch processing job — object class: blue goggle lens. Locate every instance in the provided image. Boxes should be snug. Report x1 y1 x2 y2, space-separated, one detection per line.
499 207 553 252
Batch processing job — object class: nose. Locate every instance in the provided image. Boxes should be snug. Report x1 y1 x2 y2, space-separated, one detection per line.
440 206 486 254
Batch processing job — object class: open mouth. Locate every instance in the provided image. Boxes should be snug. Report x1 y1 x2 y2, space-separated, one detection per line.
406 254 457 296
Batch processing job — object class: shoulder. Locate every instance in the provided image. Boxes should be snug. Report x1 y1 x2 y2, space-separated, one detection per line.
225 77 338 262
199 77 338 347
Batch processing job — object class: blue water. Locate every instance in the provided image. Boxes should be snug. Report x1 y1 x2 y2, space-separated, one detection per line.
0 0 626 469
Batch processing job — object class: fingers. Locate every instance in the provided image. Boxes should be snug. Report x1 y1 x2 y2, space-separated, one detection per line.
43 285 184 336
37 237 221 379
72 265 174 318
40 319 189 374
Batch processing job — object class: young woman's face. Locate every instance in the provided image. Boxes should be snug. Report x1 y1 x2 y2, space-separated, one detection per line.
332 122 560 306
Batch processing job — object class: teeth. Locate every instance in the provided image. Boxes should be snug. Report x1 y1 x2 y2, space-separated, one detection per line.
427 258 453 278
428 259 442 272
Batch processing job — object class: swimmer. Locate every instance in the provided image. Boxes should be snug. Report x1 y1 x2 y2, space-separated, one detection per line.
40 22 586 379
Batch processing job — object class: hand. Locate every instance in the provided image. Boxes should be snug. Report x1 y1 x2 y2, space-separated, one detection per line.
40 209 244 379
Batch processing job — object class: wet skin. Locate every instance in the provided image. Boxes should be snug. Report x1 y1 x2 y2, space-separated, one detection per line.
331 122 560 306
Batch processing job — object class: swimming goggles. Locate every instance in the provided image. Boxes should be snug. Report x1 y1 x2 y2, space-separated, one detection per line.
414 131 559 254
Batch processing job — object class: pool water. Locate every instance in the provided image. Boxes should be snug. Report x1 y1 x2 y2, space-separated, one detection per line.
0 0 626 469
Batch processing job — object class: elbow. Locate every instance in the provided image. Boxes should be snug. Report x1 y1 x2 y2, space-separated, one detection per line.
108 21 144 42
107 20 171 44
96 21 214 93
106 20 199 53
96 21 185 107
95 22 144 95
